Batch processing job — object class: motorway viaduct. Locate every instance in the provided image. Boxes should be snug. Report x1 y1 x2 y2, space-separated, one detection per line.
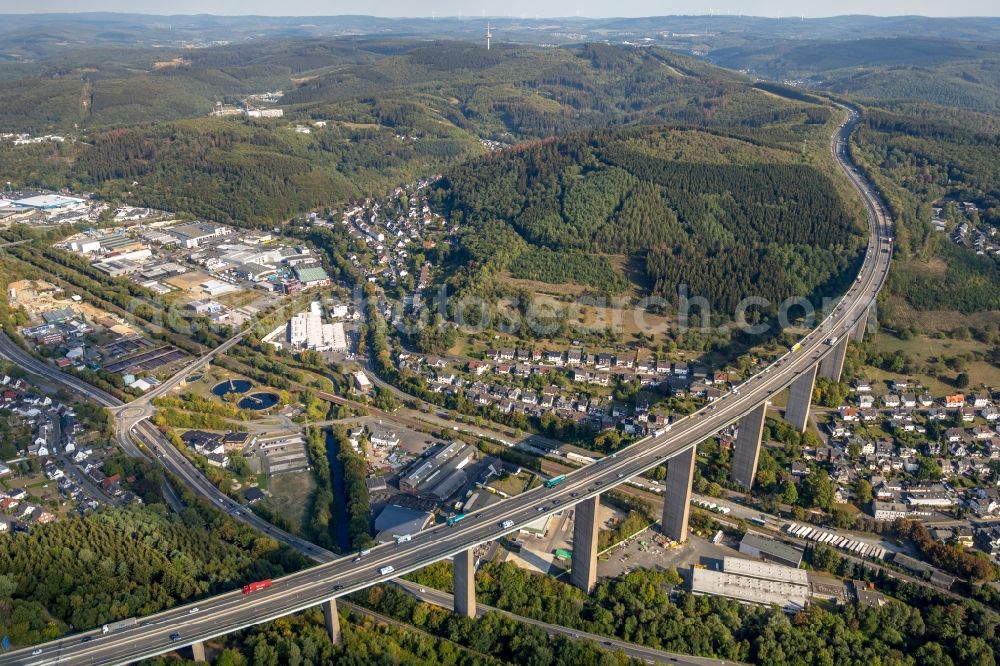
0 103 891 666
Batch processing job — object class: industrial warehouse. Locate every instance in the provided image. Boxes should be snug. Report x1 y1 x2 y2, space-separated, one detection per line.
287 302 347 352
399 441 477 501
690 557 810 613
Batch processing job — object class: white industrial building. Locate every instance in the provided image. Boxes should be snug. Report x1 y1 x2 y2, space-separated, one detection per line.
68 239 101 254
170 222 233 248
201 279 238 297
12 194 86 210
354 370 372 394
245 108 284 118
690 556 809 613
288 302 346 352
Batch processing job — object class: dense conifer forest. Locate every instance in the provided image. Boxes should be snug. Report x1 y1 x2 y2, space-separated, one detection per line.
0 486 307 647
435 125 864 316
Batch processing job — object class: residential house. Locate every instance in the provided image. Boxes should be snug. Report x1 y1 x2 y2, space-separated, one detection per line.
973 425 994 441
467 360 490 376
944 394 966 409
971 488 1000 517
944 428 965 443
975 526 1000 559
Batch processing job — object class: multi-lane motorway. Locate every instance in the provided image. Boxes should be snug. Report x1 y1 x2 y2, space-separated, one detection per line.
1 103 891 665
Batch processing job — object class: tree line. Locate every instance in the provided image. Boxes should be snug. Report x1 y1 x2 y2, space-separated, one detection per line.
409 559 1000 665
333 427 374 552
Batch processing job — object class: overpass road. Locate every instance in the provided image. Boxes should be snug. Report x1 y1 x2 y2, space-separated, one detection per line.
0 332 336 560
0 103 891 665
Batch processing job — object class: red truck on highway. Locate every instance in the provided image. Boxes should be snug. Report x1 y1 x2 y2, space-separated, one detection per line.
243 579 273 595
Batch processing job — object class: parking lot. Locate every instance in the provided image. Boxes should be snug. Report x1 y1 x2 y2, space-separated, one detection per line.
598 530 735 580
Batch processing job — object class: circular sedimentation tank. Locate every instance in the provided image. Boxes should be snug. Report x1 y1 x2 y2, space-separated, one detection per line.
238 392 279 411
212 379 253 397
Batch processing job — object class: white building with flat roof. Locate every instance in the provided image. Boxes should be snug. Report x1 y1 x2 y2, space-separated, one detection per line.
13 194 86 210
288 302 346 352
68 239 101 254
170 222 232 248
354 370 372 394
330 321 347 351
201 279 237 297
691 556 809 613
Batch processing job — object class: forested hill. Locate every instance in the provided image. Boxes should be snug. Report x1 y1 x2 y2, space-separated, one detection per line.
0 38 803 136
0 40 382 133
847 103 1000 315
1 40 844 227
283 42 782 141
708 37 1000 116
434 124 865 316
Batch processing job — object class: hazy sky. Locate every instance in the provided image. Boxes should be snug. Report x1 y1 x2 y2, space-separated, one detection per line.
2 1 998 17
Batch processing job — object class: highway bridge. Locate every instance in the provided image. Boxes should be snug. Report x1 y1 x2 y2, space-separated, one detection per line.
0 103 891 665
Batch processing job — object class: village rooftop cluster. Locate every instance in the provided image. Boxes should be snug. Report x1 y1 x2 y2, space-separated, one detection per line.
0 374 141 534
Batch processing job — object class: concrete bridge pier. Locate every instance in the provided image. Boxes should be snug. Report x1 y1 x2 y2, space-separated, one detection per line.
453 548 476 618
322 598 341 645
662 445 696 542
818 336 849 383
785 365 817 433
731 403 767 490
190 641 206 662
570 495 600 593
852 316 867 342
